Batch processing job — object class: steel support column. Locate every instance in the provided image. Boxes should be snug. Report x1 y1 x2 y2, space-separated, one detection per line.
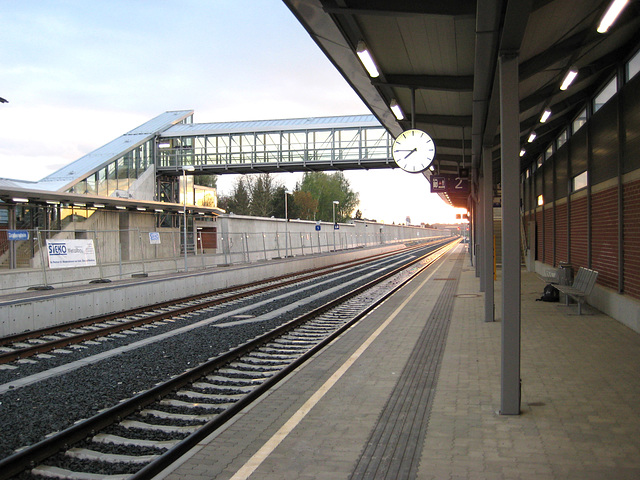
9 204 16 269
499 53 521 415
482 145 494 321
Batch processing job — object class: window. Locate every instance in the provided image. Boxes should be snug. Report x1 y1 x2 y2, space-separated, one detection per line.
557 130 568 148
593 76 617 112
572 109 587 133
627 49 640 81
572 171 588 192
545 145 553 160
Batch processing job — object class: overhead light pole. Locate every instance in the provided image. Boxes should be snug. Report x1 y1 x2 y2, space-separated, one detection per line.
182 165 195 271
284 190 292 257
332 200 339 251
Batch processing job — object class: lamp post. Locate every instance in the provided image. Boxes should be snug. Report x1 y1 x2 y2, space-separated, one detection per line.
284 190 291 257
182 165 195 271
332 200 339 251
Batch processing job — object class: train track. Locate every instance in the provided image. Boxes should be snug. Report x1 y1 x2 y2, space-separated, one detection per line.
0 242 439 365
0 239 457 479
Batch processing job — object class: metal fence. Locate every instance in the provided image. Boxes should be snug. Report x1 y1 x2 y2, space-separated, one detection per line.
0 227 450 292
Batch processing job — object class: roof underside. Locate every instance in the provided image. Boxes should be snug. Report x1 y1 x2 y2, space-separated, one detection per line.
284 0 640 208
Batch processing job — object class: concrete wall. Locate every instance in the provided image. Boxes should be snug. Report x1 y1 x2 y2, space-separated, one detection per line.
1 211 453 294
0 244 406 337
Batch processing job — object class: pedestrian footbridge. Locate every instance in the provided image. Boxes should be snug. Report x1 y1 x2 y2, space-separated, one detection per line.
155 114 397 175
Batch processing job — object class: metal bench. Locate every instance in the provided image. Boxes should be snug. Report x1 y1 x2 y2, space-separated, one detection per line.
555 267 598 315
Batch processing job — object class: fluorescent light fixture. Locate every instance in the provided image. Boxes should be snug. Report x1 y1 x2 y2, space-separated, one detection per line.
136 207 146 211
154 208 164 213
158 141 171 149
12 197 28 203
46 200 60 205
520 149 526 157
93 203 105 208
597 0 629 33
356 41 379 78
539 109 552 123
115 205 127 210
73 203 86 207
528 132 537 143
560 69 578 90
182 165 195 172
390 99 404 120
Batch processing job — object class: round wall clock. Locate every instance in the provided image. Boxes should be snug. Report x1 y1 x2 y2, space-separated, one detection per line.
392 129 436 173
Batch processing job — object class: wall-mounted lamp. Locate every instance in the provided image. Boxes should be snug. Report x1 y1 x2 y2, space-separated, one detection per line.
519 149 526 157
390 99 404 120
539 109 552 123
560 69 578 90
528 132 537 143
356 41 379 78
597 0 629 33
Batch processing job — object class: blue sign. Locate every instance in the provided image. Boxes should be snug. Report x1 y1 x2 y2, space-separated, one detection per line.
315 225 321 231
8 230 29 241
149 232 161 244
334 224 339 230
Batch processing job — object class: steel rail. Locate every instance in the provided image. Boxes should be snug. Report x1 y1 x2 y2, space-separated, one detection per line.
0 242 439 364
0 242 443 364
0 239 458 480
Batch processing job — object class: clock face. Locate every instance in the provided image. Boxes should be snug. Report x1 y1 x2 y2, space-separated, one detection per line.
392 129 436 173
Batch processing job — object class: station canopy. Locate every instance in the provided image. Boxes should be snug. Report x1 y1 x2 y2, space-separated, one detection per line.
284 0 640 208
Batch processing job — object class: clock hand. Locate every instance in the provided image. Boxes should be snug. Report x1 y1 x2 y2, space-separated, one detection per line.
403 147 417 159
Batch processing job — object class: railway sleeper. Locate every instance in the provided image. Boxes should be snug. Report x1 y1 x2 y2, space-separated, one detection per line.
66 447 159 464
160 398 236 410
92 433 180 449
31 464 131 480
120 420 202 434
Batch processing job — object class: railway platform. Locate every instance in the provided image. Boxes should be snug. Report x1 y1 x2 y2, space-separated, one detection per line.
158 244 640 480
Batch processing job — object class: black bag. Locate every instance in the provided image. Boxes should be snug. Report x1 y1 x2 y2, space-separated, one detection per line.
537 283 559 302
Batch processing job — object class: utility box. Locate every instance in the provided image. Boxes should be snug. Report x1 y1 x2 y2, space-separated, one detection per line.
558 263 573 286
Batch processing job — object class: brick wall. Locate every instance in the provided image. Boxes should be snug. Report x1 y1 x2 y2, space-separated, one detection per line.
591 188 619 290
544 206 554 265
555 203 568 265
570 197 588 269
536 210 543 261
624 179 640 297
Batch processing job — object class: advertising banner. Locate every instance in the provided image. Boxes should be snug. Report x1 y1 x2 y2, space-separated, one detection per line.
46 239 97 269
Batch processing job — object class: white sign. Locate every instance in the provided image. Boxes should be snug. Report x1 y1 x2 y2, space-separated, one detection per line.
46 239 97 269
149 232 161 244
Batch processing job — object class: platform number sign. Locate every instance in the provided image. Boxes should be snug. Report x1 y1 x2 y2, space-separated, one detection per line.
430 174 470 194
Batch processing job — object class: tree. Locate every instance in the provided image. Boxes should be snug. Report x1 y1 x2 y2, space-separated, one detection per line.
271 185 287 219
297 171 359 222
291 190 318 220
249 174 278 217
225 177 251 215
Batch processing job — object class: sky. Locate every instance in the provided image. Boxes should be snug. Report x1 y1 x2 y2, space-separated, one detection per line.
0 0 463 225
